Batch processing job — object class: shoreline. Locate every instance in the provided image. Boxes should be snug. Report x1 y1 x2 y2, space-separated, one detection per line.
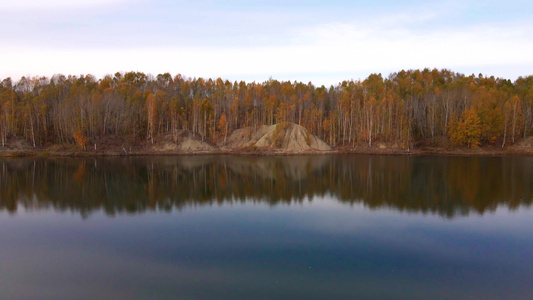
1 147 532 158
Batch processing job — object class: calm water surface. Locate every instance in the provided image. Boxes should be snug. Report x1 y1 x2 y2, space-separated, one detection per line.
0 155 532 299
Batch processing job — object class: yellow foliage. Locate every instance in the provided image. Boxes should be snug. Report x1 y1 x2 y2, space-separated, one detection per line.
73 129 89 150
218 113 227 137
448 108 482 148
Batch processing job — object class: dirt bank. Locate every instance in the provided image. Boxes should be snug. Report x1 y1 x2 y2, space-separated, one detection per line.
223 123 331 152
1 128 532 157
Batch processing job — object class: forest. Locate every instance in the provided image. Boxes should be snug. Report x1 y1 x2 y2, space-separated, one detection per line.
0 68 532 150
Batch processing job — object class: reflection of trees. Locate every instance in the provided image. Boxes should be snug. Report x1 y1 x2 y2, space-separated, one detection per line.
0 156 531 218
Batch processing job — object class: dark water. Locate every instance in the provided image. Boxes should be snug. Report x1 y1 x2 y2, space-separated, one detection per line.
0 155 532 299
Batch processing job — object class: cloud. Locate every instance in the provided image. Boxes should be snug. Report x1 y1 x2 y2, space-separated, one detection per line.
2 20 532 85
0 1 532 85
284 16 533 78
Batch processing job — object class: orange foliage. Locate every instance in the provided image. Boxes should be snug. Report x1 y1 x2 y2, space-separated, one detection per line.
73 129 89 150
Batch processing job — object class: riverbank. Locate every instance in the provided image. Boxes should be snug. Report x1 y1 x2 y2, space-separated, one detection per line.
1 129 532 157
1 144 532 157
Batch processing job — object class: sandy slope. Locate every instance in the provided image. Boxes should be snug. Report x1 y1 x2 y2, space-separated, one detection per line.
224 123 331 152
151 130 216 153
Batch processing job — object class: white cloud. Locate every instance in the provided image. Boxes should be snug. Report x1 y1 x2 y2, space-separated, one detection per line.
2 22 532 85
1 4 532 85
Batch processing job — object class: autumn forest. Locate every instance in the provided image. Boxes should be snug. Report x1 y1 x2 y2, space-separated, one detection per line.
0 68 532 151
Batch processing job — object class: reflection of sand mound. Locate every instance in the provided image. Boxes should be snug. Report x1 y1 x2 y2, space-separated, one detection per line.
155 155 332 182
152 131 216 153
225 123 331 152
221 155 332 182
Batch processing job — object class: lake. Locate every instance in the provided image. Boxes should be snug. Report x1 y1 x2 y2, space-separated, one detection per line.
0 155 532 299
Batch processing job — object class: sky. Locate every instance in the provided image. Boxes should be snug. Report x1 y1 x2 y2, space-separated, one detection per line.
1 0 532 85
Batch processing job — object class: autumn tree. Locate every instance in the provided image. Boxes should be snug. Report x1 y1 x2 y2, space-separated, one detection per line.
73 129 89 150
200 98 213 140
448 108 482 148
218 113 228 144
146 93 158 144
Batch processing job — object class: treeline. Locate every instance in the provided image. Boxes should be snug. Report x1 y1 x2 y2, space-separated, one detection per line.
0 69 532 149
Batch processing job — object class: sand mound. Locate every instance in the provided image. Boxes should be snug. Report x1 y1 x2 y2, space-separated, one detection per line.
225 123 331 152
178 137 216 152
509 136 533 154
516 136 533 148
152 131 216 153
2 137 34 150
223 125 270 148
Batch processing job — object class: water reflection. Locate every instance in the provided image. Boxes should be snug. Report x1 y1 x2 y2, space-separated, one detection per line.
0 155 531 218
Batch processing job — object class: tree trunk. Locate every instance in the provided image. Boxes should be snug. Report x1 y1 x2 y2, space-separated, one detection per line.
502 122 507 148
